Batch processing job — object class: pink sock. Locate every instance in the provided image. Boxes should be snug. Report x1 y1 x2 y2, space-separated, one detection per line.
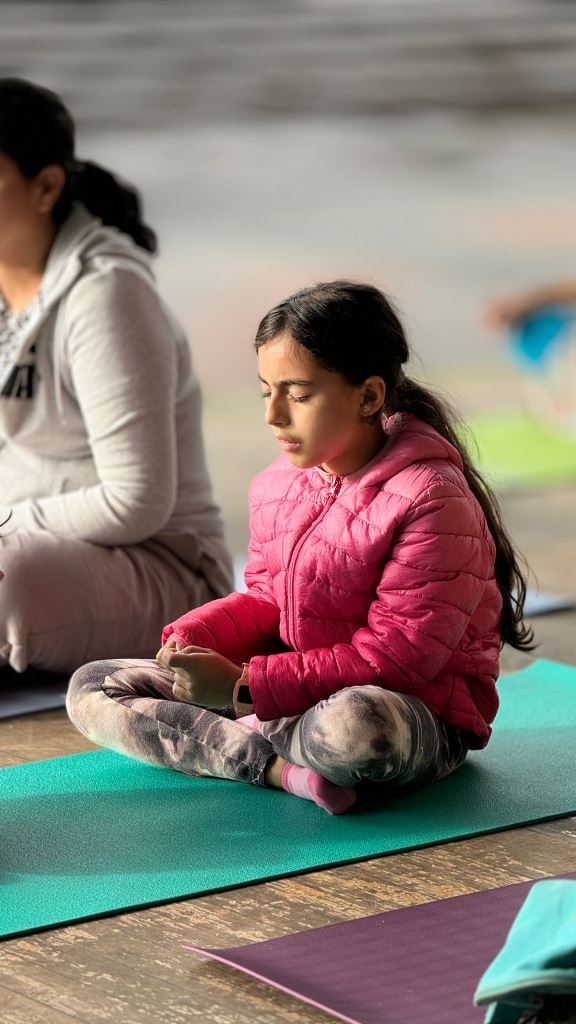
239 713 261 732
281 763 357 815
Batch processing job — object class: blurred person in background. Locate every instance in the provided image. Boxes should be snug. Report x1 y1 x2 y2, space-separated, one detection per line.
0 78 233 680
485 279 576 332
485 280 576 436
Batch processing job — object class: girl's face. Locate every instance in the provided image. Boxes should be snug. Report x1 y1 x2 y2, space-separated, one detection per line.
258 333 386 477
0 152 38 237
0 151 62 262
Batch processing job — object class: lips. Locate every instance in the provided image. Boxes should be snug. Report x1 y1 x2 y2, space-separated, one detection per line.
275 436 301 451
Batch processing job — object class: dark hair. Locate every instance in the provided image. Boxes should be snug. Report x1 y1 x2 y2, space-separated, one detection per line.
255 280 534 652
0 78 157 253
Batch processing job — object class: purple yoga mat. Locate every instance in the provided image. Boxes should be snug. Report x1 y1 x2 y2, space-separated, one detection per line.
185 872 576 1024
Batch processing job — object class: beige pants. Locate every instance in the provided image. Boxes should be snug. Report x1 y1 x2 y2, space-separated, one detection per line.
0 531 216 674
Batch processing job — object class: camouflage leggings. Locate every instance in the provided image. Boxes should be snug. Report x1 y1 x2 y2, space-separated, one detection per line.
66 659 469 790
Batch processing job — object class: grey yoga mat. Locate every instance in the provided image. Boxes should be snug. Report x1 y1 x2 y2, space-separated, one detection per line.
1 659 576 938
186 872 576 1024
523 589 575 617
0 668 68 719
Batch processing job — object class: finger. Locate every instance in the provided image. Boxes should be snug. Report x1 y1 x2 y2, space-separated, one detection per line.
156 645 175 666
156 636 179 659
172 678 208 706
172 681 194 703
165 651 210 670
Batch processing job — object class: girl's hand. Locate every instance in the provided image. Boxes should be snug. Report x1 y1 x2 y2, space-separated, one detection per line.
156 638 242 708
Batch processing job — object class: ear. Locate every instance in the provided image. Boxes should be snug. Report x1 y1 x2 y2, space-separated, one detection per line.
33 164 66 215
359 376 386 417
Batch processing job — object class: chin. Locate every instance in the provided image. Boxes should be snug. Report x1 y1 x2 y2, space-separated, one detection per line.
287 451 313 468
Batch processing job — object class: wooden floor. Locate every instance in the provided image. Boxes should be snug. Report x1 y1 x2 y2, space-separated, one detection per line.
1 489 576 1023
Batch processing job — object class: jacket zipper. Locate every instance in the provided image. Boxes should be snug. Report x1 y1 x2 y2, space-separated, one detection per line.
286 475 342 650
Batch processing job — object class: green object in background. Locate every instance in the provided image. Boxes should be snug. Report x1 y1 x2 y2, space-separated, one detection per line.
462 414 576 488
475 879 576 1023
1 658 576 940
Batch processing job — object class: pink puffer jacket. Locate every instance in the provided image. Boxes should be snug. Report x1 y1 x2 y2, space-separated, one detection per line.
163 414 503 746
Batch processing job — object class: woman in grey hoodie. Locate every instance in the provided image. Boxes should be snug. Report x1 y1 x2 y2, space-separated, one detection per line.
0 78 233 676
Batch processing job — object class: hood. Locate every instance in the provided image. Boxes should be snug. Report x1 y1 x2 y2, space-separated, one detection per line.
370 412 465 481
306 412 465 492
40 201 155 312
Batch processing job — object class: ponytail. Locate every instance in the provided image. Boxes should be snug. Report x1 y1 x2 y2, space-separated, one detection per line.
388 375 534 652
56 160 157 254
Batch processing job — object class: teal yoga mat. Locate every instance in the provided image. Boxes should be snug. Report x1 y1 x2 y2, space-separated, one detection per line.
1 658 576 940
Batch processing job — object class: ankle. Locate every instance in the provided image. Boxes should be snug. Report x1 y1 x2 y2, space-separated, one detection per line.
265 755 287 789
281 762 357 815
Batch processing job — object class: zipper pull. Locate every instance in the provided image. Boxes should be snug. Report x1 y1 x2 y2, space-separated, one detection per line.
326 475 342 500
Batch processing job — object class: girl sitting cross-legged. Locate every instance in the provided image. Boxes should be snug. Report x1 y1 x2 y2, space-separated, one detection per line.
67 280 534 814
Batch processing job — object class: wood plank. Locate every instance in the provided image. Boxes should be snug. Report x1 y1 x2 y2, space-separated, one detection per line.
0 983 83 1024
0 753 28 766
0 712 97 767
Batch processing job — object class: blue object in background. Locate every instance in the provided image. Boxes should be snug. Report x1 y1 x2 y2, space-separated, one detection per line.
508 305 576 372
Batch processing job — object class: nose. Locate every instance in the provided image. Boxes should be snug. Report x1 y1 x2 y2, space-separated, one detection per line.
265 392 289 427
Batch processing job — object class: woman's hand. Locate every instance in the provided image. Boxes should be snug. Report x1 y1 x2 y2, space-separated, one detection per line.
156 638 242 708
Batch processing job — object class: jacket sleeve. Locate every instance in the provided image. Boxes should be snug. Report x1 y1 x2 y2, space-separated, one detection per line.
247 486 498 720
7 269 181 545
162 533 281 663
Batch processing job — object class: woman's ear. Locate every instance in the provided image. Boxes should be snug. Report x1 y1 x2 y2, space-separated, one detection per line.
360 377 386 417
33 164 66 214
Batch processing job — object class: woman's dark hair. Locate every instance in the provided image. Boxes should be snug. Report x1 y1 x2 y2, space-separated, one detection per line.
0 78 157 253
255 280 534 652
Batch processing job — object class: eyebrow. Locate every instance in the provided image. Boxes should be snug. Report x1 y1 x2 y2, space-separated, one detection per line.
258 375 314 387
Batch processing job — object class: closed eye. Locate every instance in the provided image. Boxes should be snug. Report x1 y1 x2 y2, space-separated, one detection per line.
260 391 311 403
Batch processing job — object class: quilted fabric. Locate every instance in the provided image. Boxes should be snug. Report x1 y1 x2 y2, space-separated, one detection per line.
163 414 502 746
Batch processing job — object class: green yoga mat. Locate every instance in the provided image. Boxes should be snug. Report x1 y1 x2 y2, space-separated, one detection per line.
463 414 576 488
1 658 575 940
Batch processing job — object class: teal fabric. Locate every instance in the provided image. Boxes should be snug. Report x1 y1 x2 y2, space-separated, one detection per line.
1 658 576 939
475 880 576 1023
508 306 576 371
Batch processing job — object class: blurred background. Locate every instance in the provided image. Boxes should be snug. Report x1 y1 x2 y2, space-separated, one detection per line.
3 0 576 562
